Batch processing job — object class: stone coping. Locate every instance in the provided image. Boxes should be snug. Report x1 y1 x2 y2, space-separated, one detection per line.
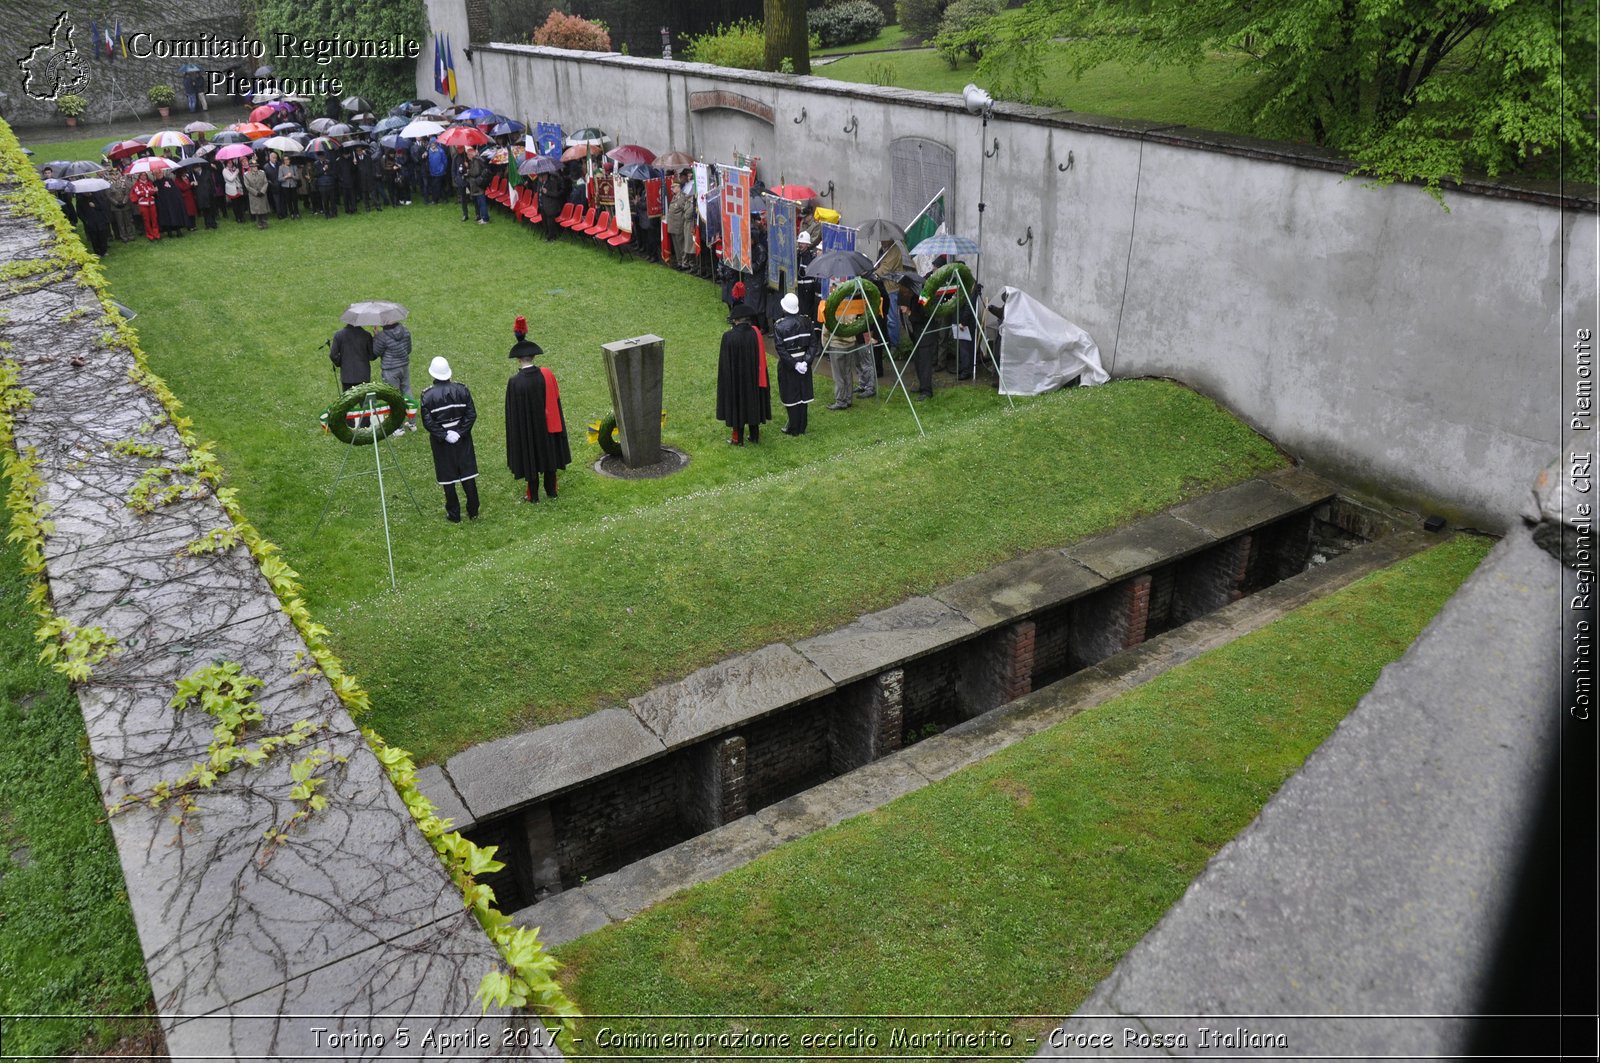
430 466 1339 829
0 196 550 1056
474 43 1596 213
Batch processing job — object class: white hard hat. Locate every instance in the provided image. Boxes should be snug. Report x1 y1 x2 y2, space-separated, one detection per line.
780 293 800 315
428 356 452 380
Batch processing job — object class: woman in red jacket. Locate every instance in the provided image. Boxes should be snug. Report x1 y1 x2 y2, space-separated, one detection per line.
130 173 160 241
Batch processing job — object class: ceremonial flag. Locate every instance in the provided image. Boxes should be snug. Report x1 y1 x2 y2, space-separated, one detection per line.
89 19 99 59
535 122 563 158
433 34 445 95
117 20 127 58
904 188 946 250
614 178 632 234
733 151 758 181
766 196 797 295
444 35 458 102
720 165 752 272
820 222 857 252
645 178 663 217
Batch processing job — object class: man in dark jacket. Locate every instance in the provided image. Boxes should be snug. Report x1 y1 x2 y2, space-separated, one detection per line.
504 317 571 502
465 147 490 224
537 169 566 240
715 303 770 445
419 356 479 522
773 293 815 435
329 321 375 388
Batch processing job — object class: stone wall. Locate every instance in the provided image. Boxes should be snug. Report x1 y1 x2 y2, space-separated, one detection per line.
413 11 1597 531
2 1 248 128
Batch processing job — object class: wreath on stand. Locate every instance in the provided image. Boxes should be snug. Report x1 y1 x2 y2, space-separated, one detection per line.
823 278 883 339
919 262 975 320
319 382 410 445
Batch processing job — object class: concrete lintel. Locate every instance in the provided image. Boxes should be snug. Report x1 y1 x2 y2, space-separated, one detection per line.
628 643 835 749
932 549 1106 631
793 596 979 685
1167 476 1326 540
1063 512 1218 581
415 763 473 831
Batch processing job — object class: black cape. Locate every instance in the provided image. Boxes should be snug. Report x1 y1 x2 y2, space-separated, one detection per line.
419 380 479 484
505 365 571 478
715 322 771 429
154 180 187 232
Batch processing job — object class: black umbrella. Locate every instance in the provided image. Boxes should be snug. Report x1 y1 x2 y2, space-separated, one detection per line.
63 160 105 177
211 130 248 145
804 249 875 279
341 96 373 113
618 162 662 180
325 122 354 137
177 63 203 74
172 156 209 169
391 99 436 116
518 154 561 176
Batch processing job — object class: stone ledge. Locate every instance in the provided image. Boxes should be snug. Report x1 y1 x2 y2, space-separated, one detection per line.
793 596 978 685
629 643 836 747
932 550 1106 632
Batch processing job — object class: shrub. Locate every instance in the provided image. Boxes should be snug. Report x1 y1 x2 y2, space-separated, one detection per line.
55 93 87 117
933 0 999 66
809 1 886 48
145 84 176 107
682 19 766 70
532 10 612 51
895 0 951 39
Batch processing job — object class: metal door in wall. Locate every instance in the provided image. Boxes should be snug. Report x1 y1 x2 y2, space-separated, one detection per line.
890 137 955 226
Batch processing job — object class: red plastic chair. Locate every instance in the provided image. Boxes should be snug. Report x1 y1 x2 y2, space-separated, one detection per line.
581 209 611 237
606 223 631 248
564 206 595 232
554 203 578 227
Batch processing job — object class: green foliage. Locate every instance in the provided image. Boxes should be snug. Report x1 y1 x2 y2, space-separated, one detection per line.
934 0 1000 67
810 0 887 47
145 84 176 108
557 536 1491 1044
55 93 87 117
532 10 613 50
981 0 1597 190
896 0 952 38
683 19 768 69
252 0 426 111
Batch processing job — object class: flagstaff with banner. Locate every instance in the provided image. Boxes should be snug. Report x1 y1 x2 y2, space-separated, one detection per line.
720 165 753 272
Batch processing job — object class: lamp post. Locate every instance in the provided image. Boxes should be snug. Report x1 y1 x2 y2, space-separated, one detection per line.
661 26 672 60
962 83 993 291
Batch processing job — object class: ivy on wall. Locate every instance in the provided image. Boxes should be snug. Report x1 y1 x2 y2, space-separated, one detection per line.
252 0 427 110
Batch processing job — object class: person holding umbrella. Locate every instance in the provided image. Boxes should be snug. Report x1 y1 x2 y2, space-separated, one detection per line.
242 157 270 229
330 315 376 390
131 172 159 241
74 185 112 256
419 357 480 523
106 167 136 243
374 316 414 408
504 317 571 503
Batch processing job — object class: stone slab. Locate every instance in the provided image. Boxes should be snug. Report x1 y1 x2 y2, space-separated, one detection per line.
84 591 305 687
792 596 978 685
628 643 835 749
163 911 553 1060
446 707 665 823
1260 465 1341 507
1041 529 1557 1060
514 886 614 947
416 764 474 831
39 488 222 562
1061 512 1218 581
932 549 1106 631
582 815 780 926
1166 476 1315 539
105 729 470 1022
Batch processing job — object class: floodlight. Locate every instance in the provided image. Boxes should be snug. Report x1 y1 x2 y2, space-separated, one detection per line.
962 84 993 116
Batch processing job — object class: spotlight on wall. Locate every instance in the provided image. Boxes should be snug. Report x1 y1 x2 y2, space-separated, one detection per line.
962 83 993 118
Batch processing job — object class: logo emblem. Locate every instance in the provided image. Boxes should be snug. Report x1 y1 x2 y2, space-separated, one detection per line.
18 11 88 102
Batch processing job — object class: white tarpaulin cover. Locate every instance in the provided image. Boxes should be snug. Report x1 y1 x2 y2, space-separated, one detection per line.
997 286 1108 395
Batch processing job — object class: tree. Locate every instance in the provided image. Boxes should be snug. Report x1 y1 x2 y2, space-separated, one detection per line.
765 0 812 72
979 0 1597 192
254 0 426 109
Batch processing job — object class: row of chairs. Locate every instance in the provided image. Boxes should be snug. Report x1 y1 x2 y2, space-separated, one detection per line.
483 175 633 253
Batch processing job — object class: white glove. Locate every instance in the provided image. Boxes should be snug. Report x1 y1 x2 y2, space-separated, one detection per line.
796 361 808 375
445 430 460 444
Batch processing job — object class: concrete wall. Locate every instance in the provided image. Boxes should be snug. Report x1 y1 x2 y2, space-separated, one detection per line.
418 4 1596 529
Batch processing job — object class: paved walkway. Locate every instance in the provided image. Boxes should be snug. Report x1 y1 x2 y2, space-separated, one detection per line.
0 151 553 1058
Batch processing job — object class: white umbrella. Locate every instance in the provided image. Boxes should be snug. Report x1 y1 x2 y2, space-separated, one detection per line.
127 157 175 175
71 177 111 192
260 136 303 153
147 130 194 149
400 119 445 139
183 120 216 134
340 301 410 326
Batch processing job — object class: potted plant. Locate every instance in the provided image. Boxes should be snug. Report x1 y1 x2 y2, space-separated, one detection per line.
146 83 176 118
56 93 87 127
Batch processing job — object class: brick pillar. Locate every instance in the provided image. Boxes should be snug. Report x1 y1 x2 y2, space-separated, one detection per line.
520 803 564 901
1068 574 1152 668
829 669 904 772
1261 512 1314 585
955 620 1036 719
1171 535 1254 625
685 734 748 833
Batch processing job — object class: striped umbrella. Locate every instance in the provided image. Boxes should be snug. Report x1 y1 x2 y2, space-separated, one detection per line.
127 157 175 175
146 130 194 149
306 136 341 154
908 232 981 257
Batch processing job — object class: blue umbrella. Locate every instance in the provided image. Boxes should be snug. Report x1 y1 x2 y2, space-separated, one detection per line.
379 134 410 150
909 232 981 257
490 119 525 136
518 154 561 176
373 116 407 133
617 162 662 180
456 107 496 121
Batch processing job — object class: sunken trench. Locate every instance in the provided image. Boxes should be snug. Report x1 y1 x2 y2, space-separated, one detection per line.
421 470 1388 913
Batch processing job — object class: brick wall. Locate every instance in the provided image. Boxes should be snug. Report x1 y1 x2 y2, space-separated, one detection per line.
1068 575 1151 668
1171 536 1254 625
744 705 834 812
956 620 1035 717
829 672 902 772
1031 602 1076 687
548 754 688 886
684 734 747 834
901 651 964 742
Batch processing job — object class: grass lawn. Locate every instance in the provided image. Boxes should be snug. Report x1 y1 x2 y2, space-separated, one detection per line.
820 41 1264 136
553 534 1491 1049
12 129 1289 766
0 537 157 1056
813 22 915 56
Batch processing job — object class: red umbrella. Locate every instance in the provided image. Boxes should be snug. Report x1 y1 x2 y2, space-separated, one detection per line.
248 104 278 123
560 143 601 162
605 144 656 165
215 143 255 161
230 122 274 140
437 125 489 147
127 157 175 175
768 184 819 202
106 140 147 160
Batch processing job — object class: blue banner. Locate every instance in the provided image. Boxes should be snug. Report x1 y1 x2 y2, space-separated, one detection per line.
766 197 797 295
535 122 563 158
821 222 857 253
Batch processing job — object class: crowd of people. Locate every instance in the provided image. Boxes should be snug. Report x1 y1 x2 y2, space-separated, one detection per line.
38 90 995 513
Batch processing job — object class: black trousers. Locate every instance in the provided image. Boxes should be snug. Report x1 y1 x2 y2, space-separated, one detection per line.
524 470 558 501
784 402 808 435
443 479 480 521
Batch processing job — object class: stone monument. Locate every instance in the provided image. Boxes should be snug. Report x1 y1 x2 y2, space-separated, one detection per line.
601 334 665 467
